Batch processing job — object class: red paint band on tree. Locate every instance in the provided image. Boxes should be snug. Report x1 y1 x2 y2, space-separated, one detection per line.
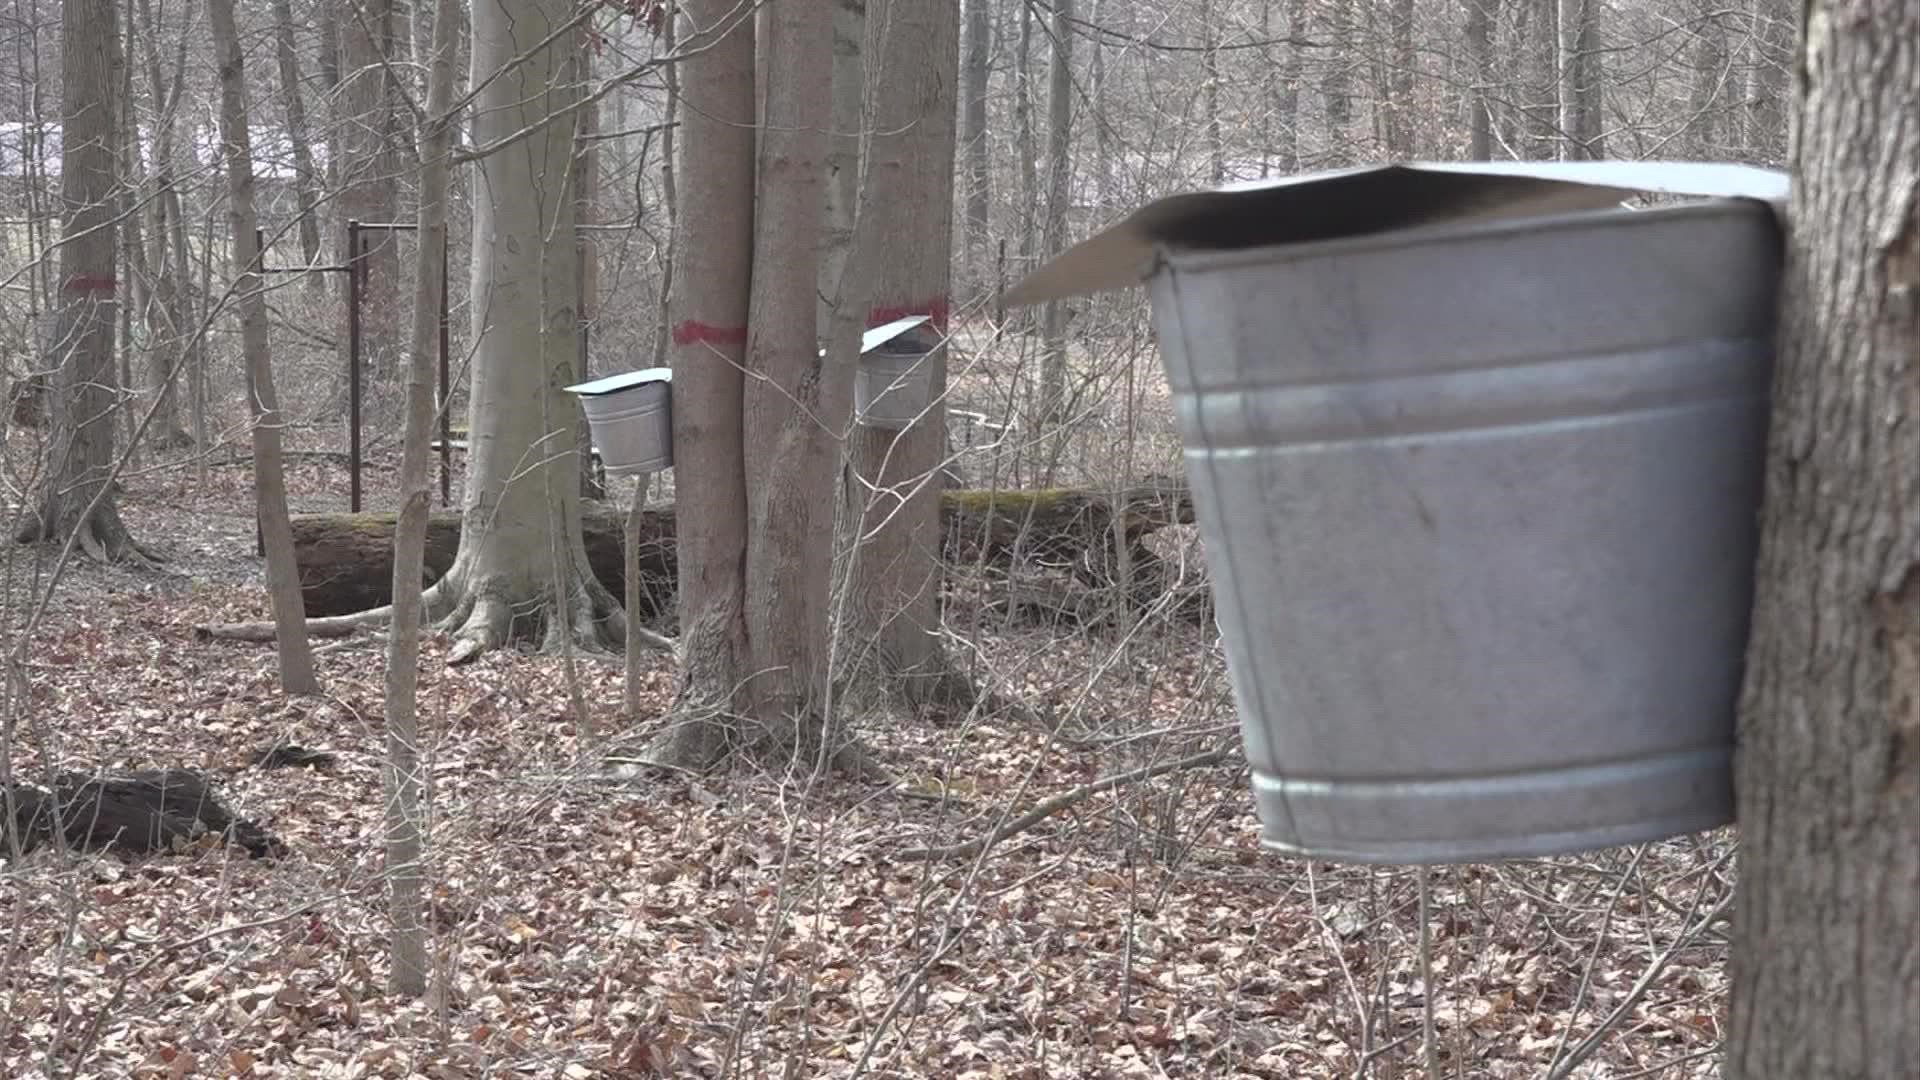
671 321 750 347
866 298 950 333
62 274 118 293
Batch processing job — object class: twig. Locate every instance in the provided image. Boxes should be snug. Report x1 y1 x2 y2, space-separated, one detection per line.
1418 865 1441 1079
1545 888 1734 1080
894 743 1234 861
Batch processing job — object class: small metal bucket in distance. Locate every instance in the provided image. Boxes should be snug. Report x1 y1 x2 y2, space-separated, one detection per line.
567 368 673 476
1148 199 1782 864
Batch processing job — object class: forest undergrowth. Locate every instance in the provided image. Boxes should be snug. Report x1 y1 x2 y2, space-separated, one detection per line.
0 447 1735 1079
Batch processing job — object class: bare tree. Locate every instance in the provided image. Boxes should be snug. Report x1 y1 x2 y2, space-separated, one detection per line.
1464 0 1494 159
1036 0 1072 423
1727 0 1920 1072
270 0 327 277
423 0 624 660
837 0 979 715
640 0 756 768
16 0 143 560
1744 0 1793 163
338 0 405 378
208 0 318 694
962 0 992 278
381 0 460 1001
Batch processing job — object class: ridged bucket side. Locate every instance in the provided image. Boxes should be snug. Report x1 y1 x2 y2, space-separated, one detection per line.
581 385 673 474
1148 200 1782 864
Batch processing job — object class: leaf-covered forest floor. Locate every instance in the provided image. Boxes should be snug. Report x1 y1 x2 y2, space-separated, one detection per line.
2 444 1735 1079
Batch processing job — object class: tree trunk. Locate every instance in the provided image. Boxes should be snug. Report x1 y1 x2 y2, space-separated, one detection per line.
1571 0 1604 157
738 0 846 756
838 0 975 717
270 0 326 280
1686 0 1727 154
817 0 864 345
1744 0 1793 165
338 0 404 385
962 0 991 285
1199 0 1223 183
17 0 141 560
1036 0 1073 425
641 0 756 769
133 0 192 450
427 0 619 663
381 0 459 1001
1322 0 1354 160
1726 1 1920 1073
1386 0 1416 158
574 45 602 500
1464 0 1493 159
649 5 679 370
1011 0 1037 331
209 0 318 694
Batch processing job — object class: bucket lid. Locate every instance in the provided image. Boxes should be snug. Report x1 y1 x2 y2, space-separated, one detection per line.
863 315 933 354
1004 160 1789 306
564 367 672 396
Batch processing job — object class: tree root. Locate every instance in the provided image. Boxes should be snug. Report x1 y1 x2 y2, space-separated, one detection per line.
195 605 394 643
15 500 163 568
895 742 1237 861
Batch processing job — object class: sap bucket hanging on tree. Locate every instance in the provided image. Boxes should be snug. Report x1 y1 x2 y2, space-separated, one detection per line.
565 368 674 476
1007 161 1791 865
855 315 941 430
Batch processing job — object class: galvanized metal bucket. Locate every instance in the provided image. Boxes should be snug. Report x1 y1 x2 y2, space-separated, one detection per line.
855 315 939 430
565 368 673 475
1150 199 1782 863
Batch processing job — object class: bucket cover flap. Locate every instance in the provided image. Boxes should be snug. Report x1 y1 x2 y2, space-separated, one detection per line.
1003 160 1790 307
862 315 934 354
564 367 672 396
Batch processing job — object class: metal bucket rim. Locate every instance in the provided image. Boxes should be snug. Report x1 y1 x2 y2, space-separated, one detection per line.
1150 196 1780 276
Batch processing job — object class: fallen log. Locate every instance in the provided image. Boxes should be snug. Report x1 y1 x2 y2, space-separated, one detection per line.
289 484 1193 618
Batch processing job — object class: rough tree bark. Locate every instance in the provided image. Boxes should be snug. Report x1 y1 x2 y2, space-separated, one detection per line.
423 0 624 662
17 0 144 560
1726 0 1920 1073
817 0 863 346
735 0 850 765
640 0 756 768
208 0 318 694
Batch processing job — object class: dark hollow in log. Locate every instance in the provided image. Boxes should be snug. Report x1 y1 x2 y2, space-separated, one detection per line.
289 484 1195 618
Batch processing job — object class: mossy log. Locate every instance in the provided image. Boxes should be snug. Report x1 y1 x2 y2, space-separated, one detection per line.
290 484 1193 618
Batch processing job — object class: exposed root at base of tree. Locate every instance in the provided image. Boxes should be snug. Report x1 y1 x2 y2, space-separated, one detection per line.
193 577 678 662
896 742 1237 861
628 703 891 784
14 500 163 568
